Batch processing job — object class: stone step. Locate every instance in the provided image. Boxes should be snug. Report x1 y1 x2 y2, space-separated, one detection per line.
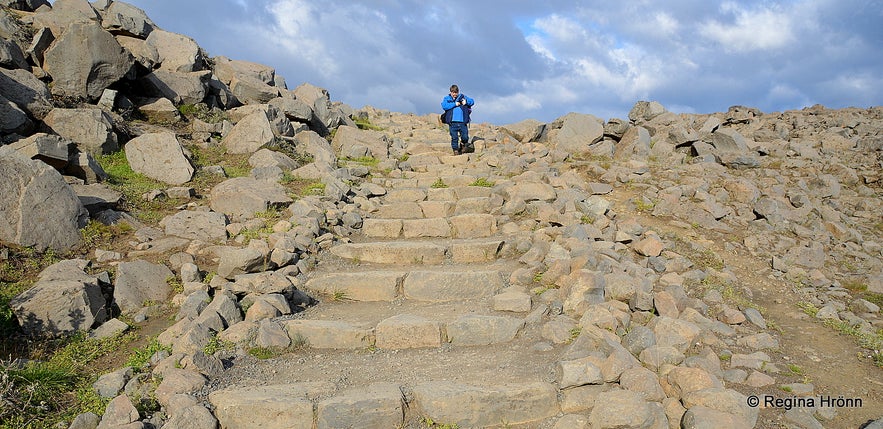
209 381 560 429
302 265 507 302
362 214 498 238
280 311 524 350
329 238 505 264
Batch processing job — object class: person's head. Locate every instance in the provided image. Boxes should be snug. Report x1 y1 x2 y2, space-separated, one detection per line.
449 84 459 96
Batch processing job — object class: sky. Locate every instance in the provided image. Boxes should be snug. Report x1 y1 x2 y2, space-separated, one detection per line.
100 0 882 125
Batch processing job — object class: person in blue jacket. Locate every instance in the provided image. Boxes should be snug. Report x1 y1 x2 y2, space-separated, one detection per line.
441 84 475 154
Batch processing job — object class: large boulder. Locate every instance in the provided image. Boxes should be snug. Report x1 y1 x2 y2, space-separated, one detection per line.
125 132 194 185
31 0 100 37
0 68 54 120
0 147 87 251
547 112 604 154
0 93 31 134
331 125 389 159
146 28 204 72
209 177 293 221
213 56 276 86
138 69 210 105
223 110 275 154
98 1 155 38
114 260 174 314
42 107 118 154
42 22 134 100
9 259 107 337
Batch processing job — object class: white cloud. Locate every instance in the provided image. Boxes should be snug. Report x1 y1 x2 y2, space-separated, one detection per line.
700 4 795 52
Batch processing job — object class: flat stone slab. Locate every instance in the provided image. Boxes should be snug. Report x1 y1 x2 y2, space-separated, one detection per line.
446 314 524 346
282 320 375 349
303 272 404 301
450 239 504 263
209 382 334 429
330 242 446 264
375 314 443 349
403 270 504 302
317 383 404 429
412 381 560 428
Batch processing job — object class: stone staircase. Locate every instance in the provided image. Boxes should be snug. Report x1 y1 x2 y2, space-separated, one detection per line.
208 139 577 428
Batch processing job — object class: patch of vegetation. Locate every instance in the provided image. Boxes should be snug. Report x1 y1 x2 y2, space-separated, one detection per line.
821 318 883 367
125 338 171 371
96 151 179 224
276 175 326 199
797 301 819 318
354 118 383 131
247 346 278 360
203 333 231 356
188 144 252 187
668 236 724 271
841 280 867 293
865 292 883 308
431 178 448 188
633 197 657 213
341 156 380 168
0 331 138 427
80 219 134 249
469 177 495 187
177 103 226 123
696 276 762 312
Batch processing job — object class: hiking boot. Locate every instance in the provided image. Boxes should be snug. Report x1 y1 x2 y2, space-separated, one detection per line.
453 148 460 155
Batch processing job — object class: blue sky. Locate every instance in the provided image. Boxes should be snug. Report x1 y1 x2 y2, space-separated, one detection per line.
109 0 881 125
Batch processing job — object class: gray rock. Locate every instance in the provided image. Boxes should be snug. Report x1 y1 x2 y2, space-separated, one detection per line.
42 107 118 154
139 69 209 105
589 389 667 429
0 147 87 251
0 68 53 120
10 259 106 336
99 1 155 38
125 132 194 185
97 394 140 429
114 260 174 314
162 405 218 429
549 112 604 154
161 210 228 242
317 383 404 429
146 28 204 72
411 381 559 428
92 367 133 398
209 176 293 221
43 23 134 100
68 412 100 429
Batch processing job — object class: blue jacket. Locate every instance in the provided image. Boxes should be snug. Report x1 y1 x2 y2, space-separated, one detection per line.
441 93 474 123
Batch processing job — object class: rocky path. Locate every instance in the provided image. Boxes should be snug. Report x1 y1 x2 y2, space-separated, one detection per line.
195 120 880 428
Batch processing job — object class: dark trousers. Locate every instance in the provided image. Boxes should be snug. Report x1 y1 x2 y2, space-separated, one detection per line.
449 122 469 150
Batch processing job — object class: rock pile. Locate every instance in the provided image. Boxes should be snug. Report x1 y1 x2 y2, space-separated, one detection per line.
0 1 881 429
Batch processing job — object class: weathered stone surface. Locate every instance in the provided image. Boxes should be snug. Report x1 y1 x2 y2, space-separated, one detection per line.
303 271 403 302
125 132 194 185
114 260 173 314
331 241 446 265
10 259 106 336
160 210 228 242
209 383 334 429
42 107 118 154
97 394 140 429
223 110 275 154
0 68 53 120
209 177 293 220
589 389 667 429
412 382 559 428
0 147 87 251
99 1 154 37
332 125 389 159
500 118 545 142
139 69 209 105
403 270 504 302
376 314 442 349
146 28 204 72
283 320 375 349
549 112 604 153
446 314 524 346
317 383 404 429
43 23 134 100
